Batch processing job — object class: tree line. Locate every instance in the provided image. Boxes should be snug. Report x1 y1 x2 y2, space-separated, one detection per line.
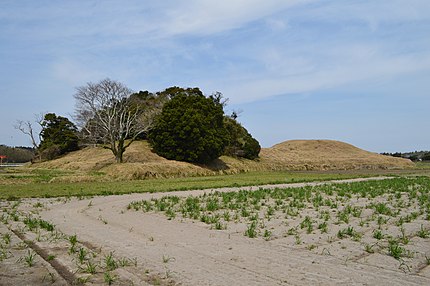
16 78 261 164
381 151 430 162
0 145 34 163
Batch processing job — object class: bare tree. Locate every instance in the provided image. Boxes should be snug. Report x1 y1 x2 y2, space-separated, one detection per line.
74 78 156 163
14 113 44 161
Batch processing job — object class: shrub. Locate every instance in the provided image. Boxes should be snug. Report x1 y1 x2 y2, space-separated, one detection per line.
223 117 260 159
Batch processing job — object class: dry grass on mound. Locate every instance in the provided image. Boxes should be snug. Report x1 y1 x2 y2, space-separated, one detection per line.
103 162 212 180
259 140 413 171
34 146 115 171
32 140 413 180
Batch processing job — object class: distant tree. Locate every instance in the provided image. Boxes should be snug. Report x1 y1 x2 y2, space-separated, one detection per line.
407 154 419 161
38 113 79 160
0 145 34 163
149 88 227 163
392 152 403 158
422 152 430 161
74 78 157 163
223 117 261 159
382 150 430 161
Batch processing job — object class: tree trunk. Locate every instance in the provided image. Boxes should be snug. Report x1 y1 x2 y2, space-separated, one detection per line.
115 152 123 163
115 140 125 163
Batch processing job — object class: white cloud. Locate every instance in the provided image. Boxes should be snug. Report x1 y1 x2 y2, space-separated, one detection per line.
2 0 430 103
157 0 307 36
223 50 430 103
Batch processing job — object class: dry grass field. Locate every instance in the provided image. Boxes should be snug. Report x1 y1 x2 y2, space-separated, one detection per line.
33 140 413 182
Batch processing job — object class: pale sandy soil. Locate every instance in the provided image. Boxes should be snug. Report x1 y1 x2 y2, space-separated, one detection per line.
2 177 430 285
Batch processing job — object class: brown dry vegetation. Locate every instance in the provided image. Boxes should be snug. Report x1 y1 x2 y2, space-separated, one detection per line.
260 140 414 171
34 140 413 181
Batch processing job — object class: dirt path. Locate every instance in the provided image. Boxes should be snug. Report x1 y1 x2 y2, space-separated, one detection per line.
41 177 430 285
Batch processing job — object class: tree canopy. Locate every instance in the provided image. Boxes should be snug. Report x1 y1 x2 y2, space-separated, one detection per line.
223 117 261 160
38 113 79 159
149 88 227 163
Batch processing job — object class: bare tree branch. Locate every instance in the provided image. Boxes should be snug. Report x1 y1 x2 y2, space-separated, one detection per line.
74 78 158 163
14 114 45 162
14 120 39 150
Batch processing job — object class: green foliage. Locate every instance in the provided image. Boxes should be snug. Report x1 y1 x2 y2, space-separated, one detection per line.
0 145 34 163
245 221 258 238
149 88 227 163
388 240 404 259
422 152 430 161
381 150 430 161
39 113 79 160
0 170 371 199
104 271 117 285
24 250 36 267
223 117 260 159
128 90 169 140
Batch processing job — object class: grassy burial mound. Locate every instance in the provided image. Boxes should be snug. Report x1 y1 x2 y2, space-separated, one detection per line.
260 140 414 171
34 141 223 180
33 140 413 180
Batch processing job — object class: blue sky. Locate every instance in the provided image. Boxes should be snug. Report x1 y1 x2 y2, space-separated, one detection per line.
1 0 429 152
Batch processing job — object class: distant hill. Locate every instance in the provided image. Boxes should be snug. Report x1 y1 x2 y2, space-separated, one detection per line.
33 140 413 181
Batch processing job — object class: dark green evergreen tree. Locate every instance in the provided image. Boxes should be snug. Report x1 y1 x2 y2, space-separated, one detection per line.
223 117 261 159
39 113 79 159
149 89 227 163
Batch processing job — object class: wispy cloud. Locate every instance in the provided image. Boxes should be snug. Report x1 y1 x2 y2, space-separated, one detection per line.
156 0 308 37
1 1 430 148
225 51 430 103
196 0 430 102
1 1 429 96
